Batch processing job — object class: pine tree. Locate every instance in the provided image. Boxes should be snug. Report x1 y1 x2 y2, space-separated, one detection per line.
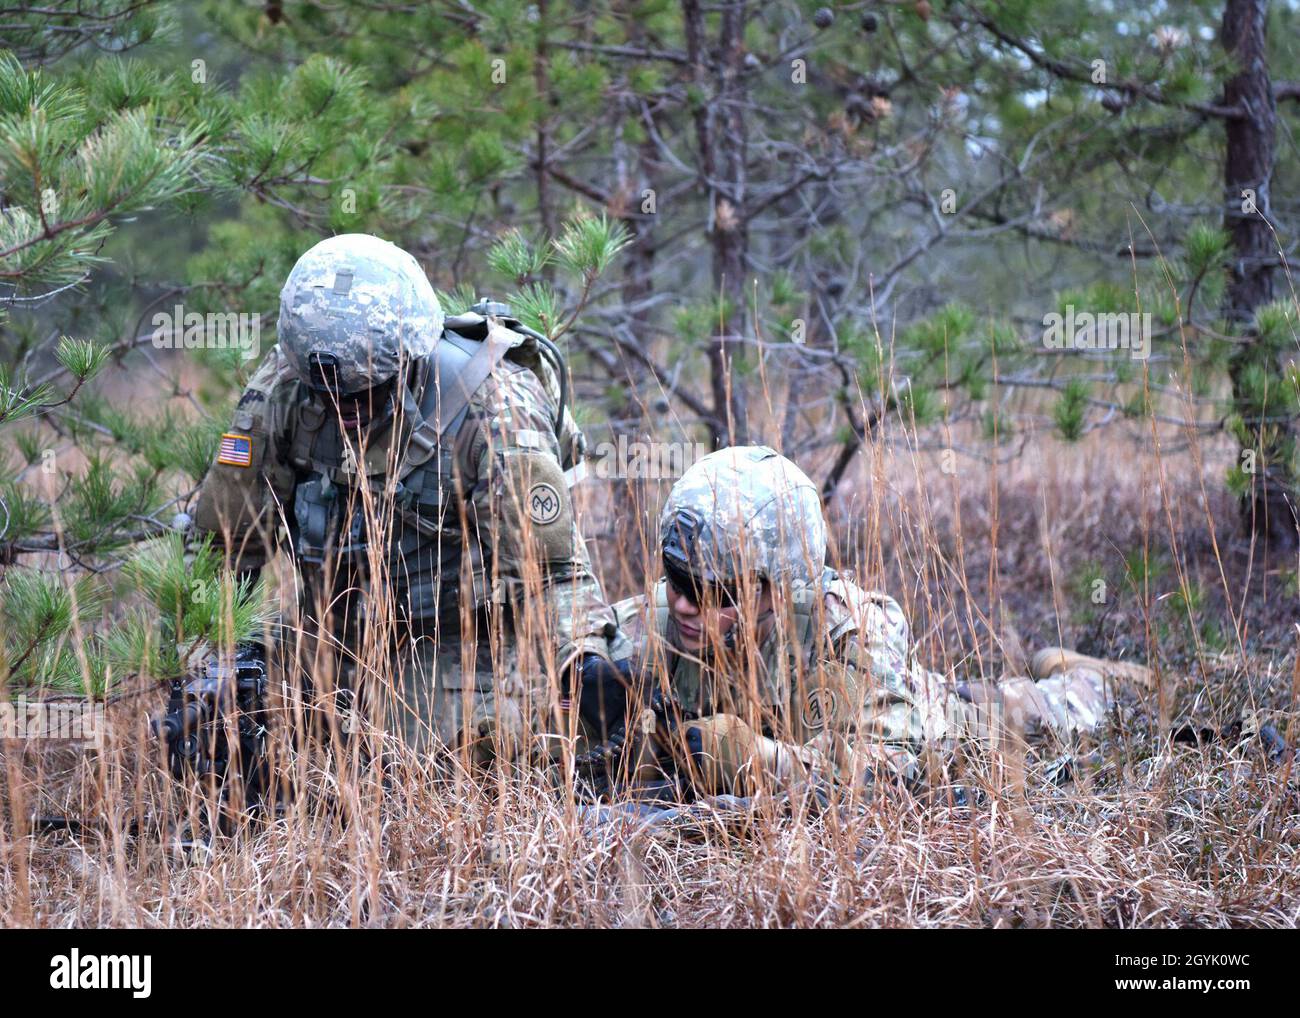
0 6 629 696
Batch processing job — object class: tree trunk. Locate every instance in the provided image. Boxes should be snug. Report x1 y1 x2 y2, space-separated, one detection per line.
1221 0 1297 547
615 4 658 340
534 0 556 245
683 0 750 445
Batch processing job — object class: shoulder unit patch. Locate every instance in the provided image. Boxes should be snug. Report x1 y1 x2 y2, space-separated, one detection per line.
527 481 562 524
802 686 840 731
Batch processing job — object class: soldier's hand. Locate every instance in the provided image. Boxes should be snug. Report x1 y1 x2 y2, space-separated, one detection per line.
567 654 632 742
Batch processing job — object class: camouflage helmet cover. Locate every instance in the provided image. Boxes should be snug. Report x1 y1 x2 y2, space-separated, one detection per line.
277 233 444 394
660 445 827 588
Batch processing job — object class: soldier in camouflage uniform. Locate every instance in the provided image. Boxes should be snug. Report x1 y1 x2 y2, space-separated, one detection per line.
193 234 622 764
609 446 1153 798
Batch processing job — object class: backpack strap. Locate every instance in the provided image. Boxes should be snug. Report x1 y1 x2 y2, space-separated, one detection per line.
399 326 517 479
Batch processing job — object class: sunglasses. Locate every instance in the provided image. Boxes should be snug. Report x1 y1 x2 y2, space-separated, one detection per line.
662 552 742 609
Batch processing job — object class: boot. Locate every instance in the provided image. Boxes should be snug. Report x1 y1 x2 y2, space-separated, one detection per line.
1030 647 1153 690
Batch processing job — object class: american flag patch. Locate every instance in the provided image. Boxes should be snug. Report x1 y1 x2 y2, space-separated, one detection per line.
217 432 253 467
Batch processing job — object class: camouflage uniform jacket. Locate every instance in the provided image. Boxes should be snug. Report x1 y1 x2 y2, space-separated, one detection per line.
193 331 615 670
610 568 973 786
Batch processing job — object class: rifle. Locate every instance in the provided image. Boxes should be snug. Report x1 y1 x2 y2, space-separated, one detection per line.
151 641 272 815
573 685 700 804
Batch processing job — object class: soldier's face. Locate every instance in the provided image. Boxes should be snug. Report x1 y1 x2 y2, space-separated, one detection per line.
334 390 375 430
326 378 394 431
667 578 772 652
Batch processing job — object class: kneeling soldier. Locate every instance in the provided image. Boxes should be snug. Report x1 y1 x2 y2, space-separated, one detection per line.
192 234 623 766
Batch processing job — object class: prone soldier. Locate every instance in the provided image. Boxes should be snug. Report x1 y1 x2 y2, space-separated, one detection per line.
600 445 1153 802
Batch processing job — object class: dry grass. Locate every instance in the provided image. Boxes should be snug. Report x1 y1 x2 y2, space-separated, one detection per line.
3 405 1298 929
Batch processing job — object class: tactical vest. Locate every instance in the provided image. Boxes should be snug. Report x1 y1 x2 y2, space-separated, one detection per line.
281 328 563 634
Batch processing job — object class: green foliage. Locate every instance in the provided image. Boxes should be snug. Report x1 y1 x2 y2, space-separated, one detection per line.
1234 361 1299 419
488 229 551 283
673 303 714 346
1168 579 1205 615
1122 548 1168 590
60 453 162 550
85 57 165 114
0 361 52 426
1 532 269 689
481 214 630 336
54 336 109 381
1053 379 1090 442
1123 388 1153 419
843 325 884 386
903 303 974 358
982 408 1013 443
171 416 226 483
1071 559 1105 598
1075 281 1133 316
551 213 632 281
436 284 480 317
462 132 514 183
1 569 107 691
0 50 203 291
286 55 367 124
510 281 564 338
1165 578 1227 650
99 612 167 683
1254 300 1297 356
1183 221 1230 277
1069 560 1110 624
0 336 106 431
984 323 1021 360
1225 459 1254 499
11 428 43 465
769 271 801 309
117 533 270 678
896 382 938 426
2 0 164 67
0 476 51 541
955 352 987 401
1150 289 1180 328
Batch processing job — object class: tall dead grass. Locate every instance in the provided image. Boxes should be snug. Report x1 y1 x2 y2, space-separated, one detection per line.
3 408 1297 927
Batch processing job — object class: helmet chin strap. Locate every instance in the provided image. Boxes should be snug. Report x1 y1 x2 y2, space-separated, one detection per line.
408 354 431 400
381 356 425 432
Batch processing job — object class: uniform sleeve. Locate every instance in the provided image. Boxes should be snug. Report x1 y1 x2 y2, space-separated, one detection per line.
608 594 653 671
800 589 976 789
456 362 615 669
191 346 297 573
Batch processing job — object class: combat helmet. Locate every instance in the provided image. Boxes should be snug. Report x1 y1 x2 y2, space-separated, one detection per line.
277 233 443 396
659 445 827 604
